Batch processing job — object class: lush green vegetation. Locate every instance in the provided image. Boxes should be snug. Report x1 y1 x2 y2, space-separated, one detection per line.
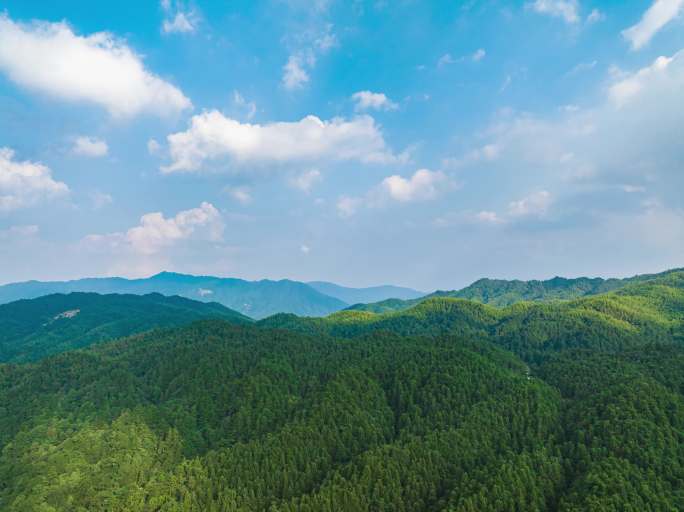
348 267 684 313
0 292 250 363
1 270 683 510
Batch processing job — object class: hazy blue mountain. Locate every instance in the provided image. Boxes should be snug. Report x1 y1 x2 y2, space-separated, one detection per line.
0 292 250 363
0 272 349 319
307 281 424 304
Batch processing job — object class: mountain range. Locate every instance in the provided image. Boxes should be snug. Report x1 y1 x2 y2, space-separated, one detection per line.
0 272 424 319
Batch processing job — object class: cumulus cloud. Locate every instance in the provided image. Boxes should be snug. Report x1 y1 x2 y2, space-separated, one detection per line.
609 54 673 107
84 202 222 255
72 136 108 157
162 111 399 172
0 148 69 211
526 0 580 23
381 169 450 202
290 169 322 192
352 91 398 112
282 55 310 89
441 47 684 236
0 14 191 117
337 169 453 217
623 0 684 50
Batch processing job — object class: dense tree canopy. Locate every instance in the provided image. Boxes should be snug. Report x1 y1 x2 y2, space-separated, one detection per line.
1 270 684 510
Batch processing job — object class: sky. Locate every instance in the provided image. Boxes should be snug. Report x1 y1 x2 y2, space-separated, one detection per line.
0 0 683 290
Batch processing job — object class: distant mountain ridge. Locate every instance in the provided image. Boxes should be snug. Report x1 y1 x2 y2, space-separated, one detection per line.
307 281 424 304
347 267 684 313
0 292 250 363
0 272 424 319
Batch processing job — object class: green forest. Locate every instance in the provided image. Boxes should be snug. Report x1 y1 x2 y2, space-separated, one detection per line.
1 270 684 510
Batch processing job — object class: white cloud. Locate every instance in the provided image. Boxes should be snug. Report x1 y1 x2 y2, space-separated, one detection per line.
508 190 552 217
84 202 222 255
162 111 399 172
623 0 684 50
161 0 197 34
281 24 337 90
163 13 195 34
337 169 453 217
0 148 69 211
282 55 310 89
0 14 192 117
233 90 257 120
352 91 398 112
300 244 311 254
446 48 684 233
290 169 322 192
526 0 580 23
72 136 108 157
609 54 673 107
224 185 252 204
472 48 486 62
381 169 450 202
438 49 485 67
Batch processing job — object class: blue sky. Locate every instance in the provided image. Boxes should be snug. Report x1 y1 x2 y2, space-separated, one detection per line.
0 0 683 290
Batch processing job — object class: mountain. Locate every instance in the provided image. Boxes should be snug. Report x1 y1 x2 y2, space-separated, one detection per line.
307 281 424 304
0 292 250 363
0 272 350 319
347 267 684 313
1 270 684 509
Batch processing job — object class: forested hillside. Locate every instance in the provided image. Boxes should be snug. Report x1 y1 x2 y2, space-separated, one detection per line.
0 270 683 510
0 292 250 363
347 267 684 313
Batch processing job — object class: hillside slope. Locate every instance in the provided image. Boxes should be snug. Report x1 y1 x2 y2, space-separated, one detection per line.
0 292 250 363
2 277 684 509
